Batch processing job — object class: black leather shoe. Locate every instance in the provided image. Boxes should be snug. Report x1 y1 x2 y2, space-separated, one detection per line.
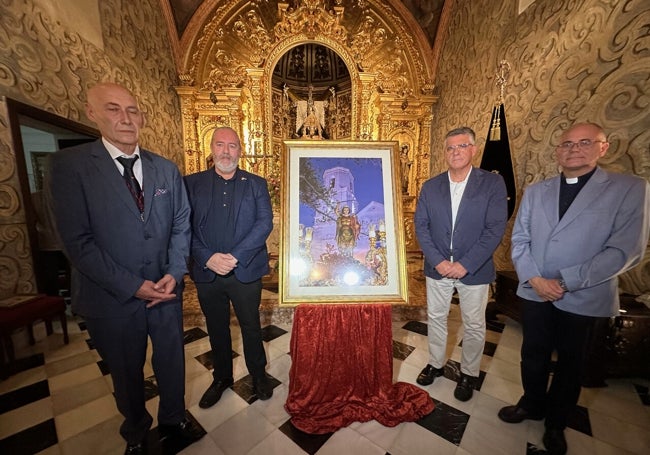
543 428 567 455
199 377 234 409
253 374 273 400
158 418 204 443
453 374 475 402
416 364 444 385
498 405 545 423
124 442 144 455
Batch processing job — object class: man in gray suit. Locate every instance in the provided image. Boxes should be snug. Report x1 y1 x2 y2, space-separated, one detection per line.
414 126 507 401
498 122 650 455
48 82 201 454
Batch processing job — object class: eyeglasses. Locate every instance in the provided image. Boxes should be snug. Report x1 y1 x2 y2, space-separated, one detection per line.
556 139 607 151
445 143 474 153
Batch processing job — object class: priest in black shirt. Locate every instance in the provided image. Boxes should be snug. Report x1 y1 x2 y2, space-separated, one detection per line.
497 123 650 455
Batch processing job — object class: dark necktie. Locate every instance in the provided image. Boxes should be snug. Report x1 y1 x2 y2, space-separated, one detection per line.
116 155 144 214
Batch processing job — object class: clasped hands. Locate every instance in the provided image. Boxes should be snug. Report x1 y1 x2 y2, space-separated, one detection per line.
205 252 238 276
435 260 467 280
529 276 565 302
135 273 177 308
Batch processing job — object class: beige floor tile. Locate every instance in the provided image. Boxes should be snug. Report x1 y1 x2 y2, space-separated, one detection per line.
57 414 124 455
55 394 120 441
44 350 99 378
0 397 53 439
51 376 112 416
48 362 103 394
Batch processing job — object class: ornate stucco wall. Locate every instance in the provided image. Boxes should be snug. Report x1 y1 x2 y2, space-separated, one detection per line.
431 0 650 293
0 0 182 295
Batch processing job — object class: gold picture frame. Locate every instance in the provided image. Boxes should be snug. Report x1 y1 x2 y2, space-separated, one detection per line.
279 141 408 305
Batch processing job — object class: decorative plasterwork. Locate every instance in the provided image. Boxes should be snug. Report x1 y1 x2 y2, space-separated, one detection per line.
180 0 435 96
274 0 347 42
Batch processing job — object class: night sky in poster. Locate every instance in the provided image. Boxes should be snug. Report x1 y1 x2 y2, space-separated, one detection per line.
299 157 384 226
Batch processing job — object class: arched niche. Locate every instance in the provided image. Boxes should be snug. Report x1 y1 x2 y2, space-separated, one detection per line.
269 43 352 142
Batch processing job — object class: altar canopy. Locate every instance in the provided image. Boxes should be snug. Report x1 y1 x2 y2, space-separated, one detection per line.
285 304 434 434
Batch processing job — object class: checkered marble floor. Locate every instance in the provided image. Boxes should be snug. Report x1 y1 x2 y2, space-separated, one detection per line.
1 300 650 455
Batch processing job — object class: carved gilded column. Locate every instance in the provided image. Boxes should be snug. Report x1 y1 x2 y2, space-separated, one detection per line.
358 73 377 140
176 86 200 175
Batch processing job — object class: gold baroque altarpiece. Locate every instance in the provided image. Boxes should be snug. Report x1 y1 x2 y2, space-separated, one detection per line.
175 0 438 251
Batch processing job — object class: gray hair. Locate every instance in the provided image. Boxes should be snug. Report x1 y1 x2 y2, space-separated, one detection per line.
445 127 476 144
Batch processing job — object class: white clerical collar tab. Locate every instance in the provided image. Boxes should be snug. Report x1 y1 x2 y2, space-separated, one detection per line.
565 177 578 184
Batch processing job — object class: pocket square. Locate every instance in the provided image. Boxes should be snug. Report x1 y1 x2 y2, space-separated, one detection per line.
154 188 168 196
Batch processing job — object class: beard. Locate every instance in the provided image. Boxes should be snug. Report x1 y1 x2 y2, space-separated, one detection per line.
214 155 238 174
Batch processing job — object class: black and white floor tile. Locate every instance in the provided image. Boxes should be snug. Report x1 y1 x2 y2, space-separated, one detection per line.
1 297 650 455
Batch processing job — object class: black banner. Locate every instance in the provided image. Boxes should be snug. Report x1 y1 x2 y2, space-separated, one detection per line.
480 103 516 219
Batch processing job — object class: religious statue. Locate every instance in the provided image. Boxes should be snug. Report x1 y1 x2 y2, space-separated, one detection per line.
295 84 327 139
400 144 413 193
335 204 360 256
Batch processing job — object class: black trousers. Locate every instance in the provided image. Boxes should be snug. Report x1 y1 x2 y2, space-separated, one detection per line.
195 274 266 380
517 297 605 429
85 300 186 444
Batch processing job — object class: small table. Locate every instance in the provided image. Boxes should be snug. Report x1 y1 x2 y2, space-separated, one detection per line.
0 294 69 378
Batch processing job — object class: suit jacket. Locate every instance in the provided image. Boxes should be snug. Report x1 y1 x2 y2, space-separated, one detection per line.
415 167 508 285
47 139 191 318
511 167 650 317
184 168 273 284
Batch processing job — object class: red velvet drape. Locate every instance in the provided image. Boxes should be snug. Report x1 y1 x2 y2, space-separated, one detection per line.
285 304 434 434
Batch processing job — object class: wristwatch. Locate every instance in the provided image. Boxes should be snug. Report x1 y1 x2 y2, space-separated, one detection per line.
558 279 569 292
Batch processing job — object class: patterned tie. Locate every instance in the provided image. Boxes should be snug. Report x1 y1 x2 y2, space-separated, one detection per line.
116 155 144 214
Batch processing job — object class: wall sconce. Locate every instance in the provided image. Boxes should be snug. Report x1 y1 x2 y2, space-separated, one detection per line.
209 91 217 104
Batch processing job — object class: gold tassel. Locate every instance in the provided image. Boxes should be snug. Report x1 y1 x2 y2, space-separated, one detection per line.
489 104 501 141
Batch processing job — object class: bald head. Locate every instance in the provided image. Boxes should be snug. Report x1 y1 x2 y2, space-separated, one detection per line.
555 122 609 178
86 82 144 155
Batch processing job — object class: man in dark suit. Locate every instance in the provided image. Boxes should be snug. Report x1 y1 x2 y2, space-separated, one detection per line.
184 126 274 408
414 126 507 401
48 82 200 454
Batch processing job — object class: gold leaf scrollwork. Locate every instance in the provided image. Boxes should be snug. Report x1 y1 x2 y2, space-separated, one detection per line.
233 10 272 67
350 15 387 70
375 50 412 98
274 0 347 42
202 50 248 91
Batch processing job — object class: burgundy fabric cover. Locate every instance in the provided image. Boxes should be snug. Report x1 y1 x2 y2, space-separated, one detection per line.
285 304 434 434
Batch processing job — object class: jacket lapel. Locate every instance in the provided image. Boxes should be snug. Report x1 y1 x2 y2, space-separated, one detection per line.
141 151 156 222
231 170 248 226
554 167 608 234
197 170 216 238
91 142 143 219
541 176 560 229
455 168 479 226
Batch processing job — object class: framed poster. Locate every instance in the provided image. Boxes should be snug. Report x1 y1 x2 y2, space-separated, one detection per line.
279 141 408 304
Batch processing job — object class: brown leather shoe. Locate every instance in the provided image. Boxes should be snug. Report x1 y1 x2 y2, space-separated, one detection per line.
498 405 544 423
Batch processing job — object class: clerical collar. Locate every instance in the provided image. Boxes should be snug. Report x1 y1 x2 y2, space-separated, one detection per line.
562 167 596 185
